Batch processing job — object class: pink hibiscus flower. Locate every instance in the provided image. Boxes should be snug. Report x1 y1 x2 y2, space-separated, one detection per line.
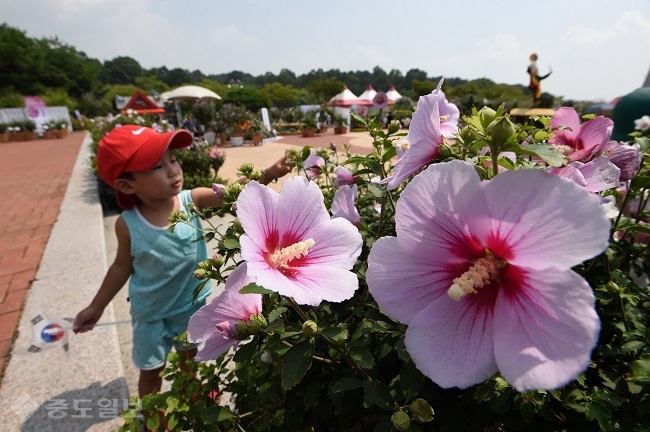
550 107 613 162
603 141 642 182
367 160 609 391
187 263 262 361
303 149 325 178
383 81 444 190
331 184 361 226
334 165 357 187
438 90 460 138
237 177 363 306
547 155 621 195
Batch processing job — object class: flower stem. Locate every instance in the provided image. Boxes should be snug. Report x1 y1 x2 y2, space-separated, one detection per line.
286 297 373 381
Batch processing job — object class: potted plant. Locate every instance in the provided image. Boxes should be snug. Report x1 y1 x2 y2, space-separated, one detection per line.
8 121 24 141
301 112 318 137
23 120 38 141
333 114 348 134
0 123 8 143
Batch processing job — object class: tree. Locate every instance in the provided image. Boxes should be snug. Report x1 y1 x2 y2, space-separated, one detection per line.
260 82 301 108
223 87 271 112
0 24 45 94
305 78 344 103
100 56 143 85
135 76 170 94
164 68 193 87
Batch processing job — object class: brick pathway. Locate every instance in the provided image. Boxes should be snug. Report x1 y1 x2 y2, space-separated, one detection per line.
0 132 85 382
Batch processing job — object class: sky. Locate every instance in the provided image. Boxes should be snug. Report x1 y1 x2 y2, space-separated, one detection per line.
3 0 650 102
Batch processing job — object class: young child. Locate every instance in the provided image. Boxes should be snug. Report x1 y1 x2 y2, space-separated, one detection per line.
74 125 290 399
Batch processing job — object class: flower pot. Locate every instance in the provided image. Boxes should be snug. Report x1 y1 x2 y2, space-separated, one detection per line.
334 126 347 135
252 134 264 146
230 135 244 147
0 132 9 143
319 126 328 133
43 130 56 140
301 128 316 138
214 134 228 146
25 132 38 141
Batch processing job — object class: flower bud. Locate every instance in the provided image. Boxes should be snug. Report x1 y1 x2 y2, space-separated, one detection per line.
410 398 434 422
224 183 244 202
235 321 249 336
388 120 401 134
302 320 319 338
260 351 273 364
478 107 497 129
438 143 454 159
391 411 411 431
247 313 267 334
204 208 213 219
232 218 244 234
458 125 474 144
211 255 224 268
193 269 208 279
606 281 620 293
329 142 337 150
486 116 516 147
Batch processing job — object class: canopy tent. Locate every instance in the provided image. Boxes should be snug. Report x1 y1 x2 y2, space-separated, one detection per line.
325 85 372 107
358 85 377 104
117 90 165 115
386 86 403 104
160 85 222 125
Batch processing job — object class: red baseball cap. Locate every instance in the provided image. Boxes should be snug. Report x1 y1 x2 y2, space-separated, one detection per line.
96 125 193 209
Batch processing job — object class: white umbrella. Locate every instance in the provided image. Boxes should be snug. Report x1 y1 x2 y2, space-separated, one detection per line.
386 86 402 104
160 85 222 101
160 85 222 126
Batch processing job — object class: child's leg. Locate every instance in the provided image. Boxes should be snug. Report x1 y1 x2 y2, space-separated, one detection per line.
138 366 165 398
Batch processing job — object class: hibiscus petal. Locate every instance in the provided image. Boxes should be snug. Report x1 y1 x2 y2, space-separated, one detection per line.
574 156 620 193
550 107 580 145
383 141 440 190
493 267 600 391
306 217 362 268
396 160 491 252
237 181 280 251
276 177 330 243
570 116 613 161
287 264 360 306
187 264 261 343
194 336 237 362
483 169 609 270
367 236 454 324
406 296 498 389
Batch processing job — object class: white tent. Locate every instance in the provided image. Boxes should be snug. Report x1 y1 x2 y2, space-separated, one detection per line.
325 85 372 107
358 85 377 104
386 86 403 104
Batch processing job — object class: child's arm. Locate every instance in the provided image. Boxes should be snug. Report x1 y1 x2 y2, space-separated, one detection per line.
191 155 293 210
73 216 133 333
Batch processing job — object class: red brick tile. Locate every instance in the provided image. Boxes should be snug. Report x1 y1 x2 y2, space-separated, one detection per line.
0 290 27 315
0 311 21 341
0 338 12 357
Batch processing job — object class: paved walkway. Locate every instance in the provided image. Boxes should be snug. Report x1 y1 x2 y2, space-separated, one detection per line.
0 126 381 430
0 132 85 380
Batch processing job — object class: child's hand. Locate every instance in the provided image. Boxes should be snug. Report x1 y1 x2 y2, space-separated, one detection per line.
264 155 293 183
73 305 104 333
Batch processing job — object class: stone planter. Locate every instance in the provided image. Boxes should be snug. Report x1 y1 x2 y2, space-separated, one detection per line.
24 131 38 141
230 135 244 147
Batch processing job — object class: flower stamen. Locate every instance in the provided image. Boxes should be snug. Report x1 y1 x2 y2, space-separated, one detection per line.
447 254 505 301
269 238 315 269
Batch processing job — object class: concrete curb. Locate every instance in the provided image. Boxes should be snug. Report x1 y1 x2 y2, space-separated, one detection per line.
0 133 127 431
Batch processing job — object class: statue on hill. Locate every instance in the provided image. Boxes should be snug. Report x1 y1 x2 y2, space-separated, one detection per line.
527 53 552 106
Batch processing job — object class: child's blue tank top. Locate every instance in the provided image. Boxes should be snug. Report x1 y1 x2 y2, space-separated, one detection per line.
122 190 211 322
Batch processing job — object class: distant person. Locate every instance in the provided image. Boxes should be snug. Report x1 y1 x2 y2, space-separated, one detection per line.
182 115 197 136
527 53 552 106
73 126 291 406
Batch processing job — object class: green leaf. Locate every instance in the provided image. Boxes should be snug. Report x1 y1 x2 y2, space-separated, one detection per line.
367 182 386 198
630 354 650 383
399 362 423 402
349 345 375 370
146 414 160 431
321 325 348 345
363 380 393 410
222 237 241 250
506 142 566 167
203 405 234 422
281 340 314 389
233 339 257 363
239 282 274 295
585 401 614 430
382 145 397 162
268 306 287 322
332 376 363 393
